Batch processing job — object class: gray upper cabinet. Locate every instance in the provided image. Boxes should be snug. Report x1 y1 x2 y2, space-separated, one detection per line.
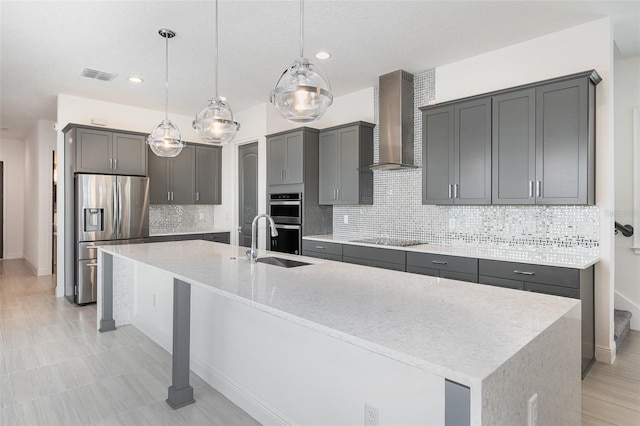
74 126 147 176
195 145 222 204
267 129 306 185
492 89 536 204
148 144 195 204
422 98 491 205
319 122 374 205
535 77 593 204
492 74 596 205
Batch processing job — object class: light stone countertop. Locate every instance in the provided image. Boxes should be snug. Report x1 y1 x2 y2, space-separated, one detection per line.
303 235 599 269
149 229 231 237
100 240 579 387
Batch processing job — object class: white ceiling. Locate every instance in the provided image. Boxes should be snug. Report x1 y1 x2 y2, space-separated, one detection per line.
1 0 638 141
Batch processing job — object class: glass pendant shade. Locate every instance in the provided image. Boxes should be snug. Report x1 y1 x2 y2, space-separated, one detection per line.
148 119 184 157
193 97 240 144
270 57 333 123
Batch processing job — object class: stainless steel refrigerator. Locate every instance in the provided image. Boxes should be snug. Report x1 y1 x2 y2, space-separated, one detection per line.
72 174 149 304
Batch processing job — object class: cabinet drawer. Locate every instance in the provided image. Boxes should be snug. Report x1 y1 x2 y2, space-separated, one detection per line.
343 245 406 265
202 232 230 244
525 282 580 299
302 251 342 262
342 256 405 272
479 259 579 289
407 252 477 275
479 275 524 290
302 240 343 257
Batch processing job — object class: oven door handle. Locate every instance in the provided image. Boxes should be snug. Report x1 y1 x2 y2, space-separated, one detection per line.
274 224 301 230
269 201 301 206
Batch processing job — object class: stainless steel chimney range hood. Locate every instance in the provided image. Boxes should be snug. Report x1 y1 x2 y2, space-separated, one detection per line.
366 69 418 171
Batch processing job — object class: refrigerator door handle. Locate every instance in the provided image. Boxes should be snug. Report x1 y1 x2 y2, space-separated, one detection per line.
118 182 123 235
112 182 118 234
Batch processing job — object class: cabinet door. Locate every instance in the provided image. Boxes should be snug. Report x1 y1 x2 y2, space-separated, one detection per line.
284 131 304 184
147 148 170 204
422 106 455 204
195 145 221 204
318 129 339 204
171 145 196 204
113 133 147 176
267 136 287 185
536 78 589 204
454 98 491 204
76 128 113 173
492 89 536 204
338 126 360 204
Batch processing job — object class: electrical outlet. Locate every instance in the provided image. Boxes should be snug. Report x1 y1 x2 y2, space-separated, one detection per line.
528 393 538 426
343 215 349 224
199 212 204 220
364 403 378 426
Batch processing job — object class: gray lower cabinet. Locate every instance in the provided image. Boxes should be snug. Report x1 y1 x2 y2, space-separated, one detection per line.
406 252 478 283
342 245 406 271
150 232 230 244
195 145 222 204
70 125 147 176
479 259 594 377
422 97 492 205
148 145 196 204
267 128 312 185
319 122 374 205
301 240 343 261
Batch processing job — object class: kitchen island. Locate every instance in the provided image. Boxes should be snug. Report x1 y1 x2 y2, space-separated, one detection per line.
97 240 581 425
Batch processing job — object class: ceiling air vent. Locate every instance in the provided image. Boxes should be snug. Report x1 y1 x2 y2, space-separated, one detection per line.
81 68 117 82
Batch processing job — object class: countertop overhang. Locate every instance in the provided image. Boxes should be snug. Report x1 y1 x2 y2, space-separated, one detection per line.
100 240 580 388
303 235 599 269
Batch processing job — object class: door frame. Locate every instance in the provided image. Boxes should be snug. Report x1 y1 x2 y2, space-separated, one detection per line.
232 137 266 247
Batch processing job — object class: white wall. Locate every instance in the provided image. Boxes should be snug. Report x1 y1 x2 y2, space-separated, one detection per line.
435 18 616 362
614 53 640 330
23 120 56 275
0 138 25 259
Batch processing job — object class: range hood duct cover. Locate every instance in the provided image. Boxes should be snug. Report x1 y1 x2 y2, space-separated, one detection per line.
368 70 418 170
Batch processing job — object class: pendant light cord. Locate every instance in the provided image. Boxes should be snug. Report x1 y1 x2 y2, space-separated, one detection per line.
299 0 304 58
214 0 219 99
164 31 169 122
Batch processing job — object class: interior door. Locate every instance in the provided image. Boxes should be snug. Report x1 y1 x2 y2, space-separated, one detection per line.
239 142 258 247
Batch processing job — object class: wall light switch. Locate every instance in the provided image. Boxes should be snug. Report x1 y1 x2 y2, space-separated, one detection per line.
343 215 349 224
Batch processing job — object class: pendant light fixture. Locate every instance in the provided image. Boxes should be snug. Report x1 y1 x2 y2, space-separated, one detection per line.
270 0 333 123
193 0 240 144
148 28 185 158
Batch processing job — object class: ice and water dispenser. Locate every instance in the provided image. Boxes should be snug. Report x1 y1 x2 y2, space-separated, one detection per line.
84 208 104 232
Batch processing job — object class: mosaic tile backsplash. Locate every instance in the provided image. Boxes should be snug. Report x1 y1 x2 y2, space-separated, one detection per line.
149 205 215 235
332 70 600 255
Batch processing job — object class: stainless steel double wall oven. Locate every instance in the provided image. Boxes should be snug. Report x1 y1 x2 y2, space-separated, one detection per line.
268 193 302 255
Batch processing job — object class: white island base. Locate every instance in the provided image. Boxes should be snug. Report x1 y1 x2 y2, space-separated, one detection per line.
97 241 581 425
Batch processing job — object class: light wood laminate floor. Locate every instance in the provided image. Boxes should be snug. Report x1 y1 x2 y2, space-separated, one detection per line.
0 259 260 425
2 259 640 425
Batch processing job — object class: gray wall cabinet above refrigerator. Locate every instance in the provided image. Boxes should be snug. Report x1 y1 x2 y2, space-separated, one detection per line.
318 122 374 206
68 125 148 176
421 70 600 206
267 128 313 186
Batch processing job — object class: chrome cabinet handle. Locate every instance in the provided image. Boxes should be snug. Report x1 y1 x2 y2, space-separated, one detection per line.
109 158 113 169
336 188 340 200
454 184 459 199
431 260 447 265
171 192 174 201
448 184 452 199
167 192 171 201
529 181 534 198
284 169 287 181
196 192 200 202
514 270 535 276
536 181 541 197
86 263 98 267
114 158 117 170
315 245 326 250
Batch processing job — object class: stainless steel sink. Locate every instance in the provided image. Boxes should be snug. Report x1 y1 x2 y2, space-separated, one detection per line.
256 257 311 268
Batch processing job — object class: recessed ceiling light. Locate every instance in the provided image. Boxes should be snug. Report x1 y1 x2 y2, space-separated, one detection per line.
128 76 143 83
315 51 331 60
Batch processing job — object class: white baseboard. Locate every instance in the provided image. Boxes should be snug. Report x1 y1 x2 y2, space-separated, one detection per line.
131 318 289 425
595 344 616 364
614 290 640 331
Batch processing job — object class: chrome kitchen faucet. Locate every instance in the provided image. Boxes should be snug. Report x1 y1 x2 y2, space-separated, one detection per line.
247 214 278 263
